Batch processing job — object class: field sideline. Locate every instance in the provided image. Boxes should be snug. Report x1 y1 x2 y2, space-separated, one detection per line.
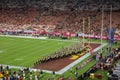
0 36 75 67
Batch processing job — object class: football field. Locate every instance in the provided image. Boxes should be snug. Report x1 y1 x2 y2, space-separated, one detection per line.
0 36 75 67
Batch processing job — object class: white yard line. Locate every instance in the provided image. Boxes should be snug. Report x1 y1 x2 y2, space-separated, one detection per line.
0 50 4 53
0 64 26 70
0 35 47 39
0 35 105 44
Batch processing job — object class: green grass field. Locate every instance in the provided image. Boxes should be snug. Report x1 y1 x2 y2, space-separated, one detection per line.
1 36 115 80
0 36 75 67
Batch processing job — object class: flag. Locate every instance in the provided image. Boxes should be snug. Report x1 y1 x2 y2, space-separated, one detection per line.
90 47 92 55
108 28 114 43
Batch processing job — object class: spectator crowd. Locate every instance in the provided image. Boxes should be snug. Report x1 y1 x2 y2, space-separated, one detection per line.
0 0 120 39
78 43 120 80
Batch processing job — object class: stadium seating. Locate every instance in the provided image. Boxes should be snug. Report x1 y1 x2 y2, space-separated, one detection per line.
0 0 120 38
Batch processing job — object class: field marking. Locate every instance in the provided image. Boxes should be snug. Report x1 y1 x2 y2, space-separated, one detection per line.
0 35 73 66
19 47 62 65
58 42 64 44
16 41 68 65
4 40 55 64
0 50 4 53
14 58 24 61
9 39 15 40
0 35 47 39
0 64 26 69
0 40 40 59
23 40 31 42
2 37 67 65
40 41 48 43
0 35 105 44
0 35 54 58
0 43 107 74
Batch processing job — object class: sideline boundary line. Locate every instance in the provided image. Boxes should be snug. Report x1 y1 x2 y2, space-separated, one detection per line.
0 35 106 44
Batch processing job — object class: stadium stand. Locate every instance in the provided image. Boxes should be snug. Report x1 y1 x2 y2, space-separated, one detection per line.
0 0 120 39
78 45 120 80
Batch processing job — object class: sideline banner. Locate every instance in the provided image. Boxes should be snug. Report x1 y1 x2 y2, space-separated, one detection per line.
78 33 120 40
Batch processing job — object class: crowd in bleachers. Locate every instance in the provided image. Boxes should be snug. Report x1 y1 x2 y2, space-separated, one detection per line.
77 0 120 11
0 65 54 80
0 8 120 37
0 8 69 33
0 65 75 80
0 0 76 34
0 0 120 39
1 0 120 10
55 10 120 36
0 10 120 39
77 43 120 80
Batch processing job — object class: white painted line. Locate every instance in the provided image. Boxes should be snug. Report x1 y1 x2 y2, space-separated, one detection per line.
0 64 26 69
0 35 47 39
0 50 4 53
0 35 105 44
14 58 24 61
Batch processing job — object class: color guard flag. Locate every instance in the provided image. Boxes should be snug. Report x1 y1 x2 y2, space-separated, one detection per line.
90 47 93 55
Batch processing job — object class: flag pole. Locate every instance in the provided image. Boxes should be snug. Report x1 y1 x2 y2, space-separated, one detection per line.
109 5 112 47
88 17 92 55
110 5 112 30
101 5 104 52
82 17 85 46
88 17 91 46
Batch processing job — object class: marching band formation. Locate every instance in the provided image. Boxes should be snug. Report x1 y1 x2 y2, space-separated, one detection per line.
34 42 87 66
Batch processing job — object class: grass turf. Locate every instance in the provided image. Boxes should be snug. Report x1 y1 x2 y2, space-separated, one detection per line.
0 36 75 67
0 35 112 80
